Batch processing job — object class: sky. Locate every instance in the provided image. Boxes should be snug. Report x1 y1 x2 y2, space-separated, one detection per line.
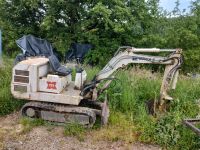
159 0 192 12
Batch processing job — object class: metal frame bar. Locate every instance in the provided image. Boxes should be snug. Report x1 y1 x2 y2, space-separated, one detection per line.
183 119 200 136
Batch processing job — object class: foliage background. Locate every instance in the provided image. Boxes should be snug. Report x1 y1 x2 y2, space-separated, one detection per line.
0 1 200 149
0 0 200 72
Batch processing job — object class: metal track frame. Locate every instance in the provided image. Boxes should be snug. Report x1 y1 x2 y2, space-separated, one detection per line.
183 119 200 136
21 100 109 127
21 102 97 127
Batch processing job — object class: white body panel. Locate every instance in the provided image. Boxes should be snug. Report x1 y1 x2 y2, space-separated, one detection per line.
12 82 82 105
39 74 72 93
75 70 87 90
11 57 82 105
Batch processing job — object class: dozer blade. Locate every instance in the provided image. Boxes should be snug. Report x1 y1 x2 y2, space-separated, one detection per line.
101 98 109 126
79 99 110 126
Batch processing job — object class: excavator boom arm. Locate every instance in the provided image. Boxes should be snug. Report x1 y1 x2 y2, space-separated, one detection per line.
82 47 183 111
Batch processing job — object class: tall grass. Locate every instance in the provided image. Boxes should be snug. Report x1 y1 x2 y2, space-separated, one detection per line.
108 68 200 149
77 68 200 149
0 58 24 115
0 61 200 149
87 67 200 149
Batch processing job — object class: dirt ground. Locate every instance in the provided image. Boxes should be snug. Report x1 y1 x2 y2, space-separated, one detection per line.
0 112 161 150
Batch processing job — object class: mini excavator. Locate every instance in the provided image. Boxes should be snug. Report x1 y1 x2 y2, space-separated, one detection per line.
11 45 183 127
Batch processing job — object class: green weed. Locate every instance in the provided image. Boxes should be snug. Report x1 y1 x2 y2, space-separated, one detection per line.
89 67 200 149
20 117 45 133
64 123 87 141
84 65 99 81
91 111 136 142
106 68 200 149
0 60 24 115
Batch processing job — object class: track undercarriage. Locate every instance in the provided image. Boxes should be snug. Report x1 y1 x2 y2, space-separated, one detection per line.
21 100 109 127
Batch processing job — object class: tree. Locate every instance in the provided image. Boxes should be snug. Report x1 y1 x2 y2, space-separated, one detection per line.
0 0 200 72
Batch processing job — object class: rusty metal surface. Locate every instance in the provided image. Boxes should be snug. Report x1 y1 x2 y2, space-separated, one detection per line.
183 119 200 136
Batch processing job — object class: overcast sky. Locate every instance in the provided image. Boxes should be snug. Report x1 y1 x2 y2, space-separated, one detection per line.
159 0 192 12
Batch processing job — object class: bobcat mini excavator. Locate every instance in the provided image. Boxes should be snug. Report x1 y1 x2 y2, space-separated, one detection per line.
11 37 183 127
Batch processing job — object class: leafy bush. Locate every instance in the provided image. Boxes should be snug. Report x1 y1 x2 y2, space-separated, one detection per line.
1 0 200 72
184 49 200 72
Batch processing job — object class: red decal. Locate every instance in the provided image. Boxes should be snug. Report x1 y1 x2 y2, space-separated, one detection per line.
47 81 57 90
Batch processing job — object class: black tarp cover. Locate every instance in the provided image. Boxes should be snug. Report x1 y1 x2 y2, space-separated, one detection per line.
65 43 92 63
16 34 54 57
15 35 71 76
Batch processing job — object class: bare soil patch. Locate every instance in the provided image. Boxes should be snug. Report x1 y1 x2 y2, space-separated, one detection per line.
0 112 161 150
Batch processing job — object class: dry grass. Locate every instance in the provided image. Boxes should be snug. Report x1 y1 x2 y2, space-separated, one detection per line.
91 112 136 143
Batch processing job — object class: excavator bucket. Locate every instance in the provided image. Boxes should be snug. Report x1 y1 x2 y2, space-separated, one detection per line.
145 98 171 116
